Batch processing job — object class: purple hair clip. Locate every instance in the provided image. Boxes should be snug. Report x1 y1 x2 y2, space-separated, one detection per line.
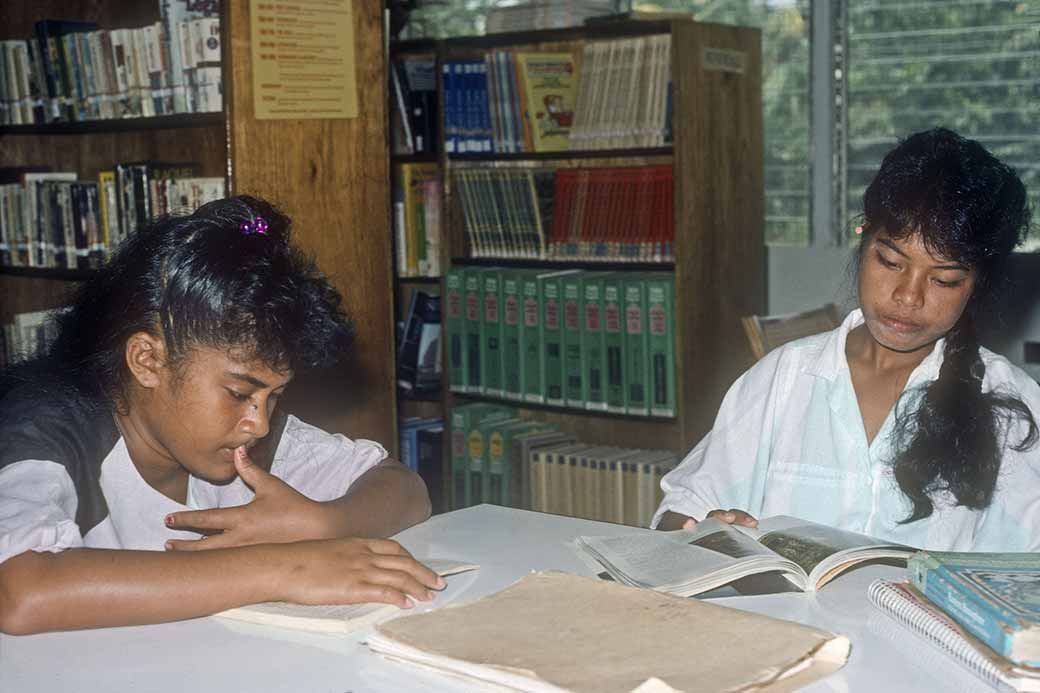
239 216 269 235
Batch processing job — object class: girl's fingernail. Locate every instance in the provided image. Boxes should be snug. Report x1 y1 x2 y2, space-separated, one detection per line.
436 577 446 589
164 541 173 551
165 515 174 526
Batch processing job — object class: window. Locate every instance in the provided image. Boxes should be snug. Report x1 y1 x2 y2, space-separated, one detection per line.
845 1 1040 250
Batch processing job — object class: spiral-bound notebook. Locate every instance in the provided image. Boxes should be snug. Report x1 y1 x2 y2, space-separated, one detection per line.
868 579 1040 692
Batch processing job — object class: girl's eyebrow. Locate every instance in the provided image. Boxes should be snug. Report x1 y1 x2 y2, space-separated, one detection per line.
876 236 969 272
224 372 290 390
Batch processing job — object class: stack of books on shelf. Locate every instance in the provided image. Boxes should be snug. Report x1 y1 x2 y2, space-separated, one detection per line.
444 50 578 154
1 306 64 369
569 34 673 149
0 164 224 269
445 267 675 417
0 1 221 125
396 289 442 396
424 37 671 155
449 401 678 526
398 416 444 513
390 56 438 155
870 552 1040 692
454 164 674 262
392 163 441 278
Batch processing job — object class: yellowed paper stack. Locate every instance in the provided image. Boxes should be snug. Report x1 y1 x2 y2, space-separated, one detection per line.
367 571 850 692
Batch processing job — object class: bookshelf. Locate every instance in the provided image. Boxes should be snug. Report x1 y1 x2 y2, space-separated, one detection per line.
0 0 397 446
390 19 765 511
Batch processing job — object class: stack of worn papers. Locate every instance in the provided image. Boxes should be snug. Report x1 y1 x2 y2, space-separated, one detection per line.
367 571 850 692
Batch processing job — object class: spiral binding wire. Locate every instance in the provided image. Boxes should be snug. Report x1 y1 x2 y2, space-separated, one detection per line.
868 579 1014 691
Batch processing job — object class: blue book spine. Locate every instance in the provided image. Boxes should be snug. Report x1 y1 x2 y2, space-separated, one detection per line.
912 561 1028 665
457 61 470 152
476 60 492 153
442 62 455 154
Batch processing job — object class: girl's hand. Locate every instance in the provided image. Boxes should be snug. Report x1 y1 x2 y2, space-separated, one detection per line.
655 511 698 531
164 446 336 550
278 537 446 608
705 508 759 528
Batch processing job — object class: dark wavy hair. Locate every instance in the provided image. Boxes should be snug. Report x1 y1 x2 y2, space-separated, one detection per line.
10 195 354 412
859 127 1037 522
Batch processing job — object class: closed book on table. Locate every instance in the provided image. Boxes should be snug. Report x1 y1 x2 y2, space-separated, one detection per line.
910 551 1040 668
869 579 1040 692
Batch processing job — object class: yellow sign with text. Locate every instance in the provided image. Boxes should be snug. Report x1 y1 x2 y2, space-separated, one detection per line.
250 0 358 119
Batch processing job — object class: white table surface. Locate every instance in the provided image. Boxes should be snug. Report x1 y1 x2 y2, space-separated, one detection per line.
0 505 992 692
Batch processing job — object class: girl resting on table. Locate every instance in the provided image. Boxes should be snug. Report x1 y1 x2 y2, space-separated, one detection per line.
654 128 1040 551
0 196 442 635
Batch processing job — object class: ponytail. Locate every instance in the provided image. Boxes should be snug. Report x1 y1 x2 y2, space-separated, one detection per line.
891 312 1038 522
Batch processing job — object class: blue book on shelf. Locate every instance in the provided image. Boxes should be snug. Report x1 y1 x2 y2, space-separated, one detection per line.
909 551 1040 667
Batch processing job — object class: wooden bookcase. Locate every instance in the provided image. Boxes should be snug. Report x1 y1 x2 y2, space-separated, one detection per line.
0 0 396 446
391 20 765 508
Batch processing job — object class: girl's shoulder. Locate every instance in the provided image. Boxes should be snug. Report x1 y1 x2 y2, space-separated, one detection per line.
0 371 117 471
979 347 1040 404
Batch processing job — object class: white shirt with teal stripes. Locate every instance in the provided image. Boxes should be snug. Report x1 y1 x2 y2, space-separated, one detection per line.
651 310 1040 551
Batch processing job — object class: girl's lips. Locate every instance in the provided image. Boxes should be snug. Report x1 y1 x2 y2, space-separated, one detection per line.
881 316 920 333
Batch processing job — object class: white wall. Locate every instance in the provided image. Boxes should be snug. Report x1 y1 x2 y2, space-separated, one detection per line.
766 247 1040 381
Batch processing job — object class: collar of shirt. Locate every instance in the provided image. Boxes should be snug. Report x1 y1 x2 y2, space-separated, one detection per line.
805 308 946 388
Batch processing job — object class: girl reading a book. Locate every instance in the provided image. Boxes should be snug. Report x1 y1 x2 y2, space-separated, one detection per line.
654 128 1040 551
0 196 443 634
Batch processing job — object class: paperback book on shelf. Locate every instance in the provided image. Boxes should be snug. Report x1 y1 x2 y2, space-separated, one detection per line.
515 52 578 152
574 516 914 596
367 571 850 693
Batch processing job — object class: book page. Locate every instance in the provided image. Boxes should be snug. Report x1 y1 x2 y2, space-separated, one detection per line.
213 558 479 633
576 523 799 595
749 516 911 587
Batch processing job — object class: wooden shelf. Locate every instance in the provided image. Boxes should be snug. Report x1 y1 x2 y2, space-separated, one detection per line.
448 147 672 163
0 266 96 281
391 152 440 164
451 390 675 423
397 276 442 284
451 258 673 272
0 112 224 135
392 20 674 54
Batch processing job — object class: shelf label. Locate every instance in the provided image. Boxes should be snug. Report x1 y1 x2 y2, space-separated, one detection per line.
702 47 746 75
250 0 359 119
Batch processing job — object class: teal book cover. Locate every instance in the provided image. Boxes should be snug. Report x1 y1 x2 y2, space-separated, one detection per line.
909 551 1040 667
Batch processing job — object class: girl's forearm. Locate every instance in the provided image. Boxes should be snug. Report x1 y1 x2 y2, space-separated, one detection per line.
0 545 284 634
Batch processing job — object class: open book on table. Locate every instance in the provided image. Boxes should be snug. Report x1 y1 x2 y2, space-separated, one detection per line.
213 559 478 634
574 516 913 596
